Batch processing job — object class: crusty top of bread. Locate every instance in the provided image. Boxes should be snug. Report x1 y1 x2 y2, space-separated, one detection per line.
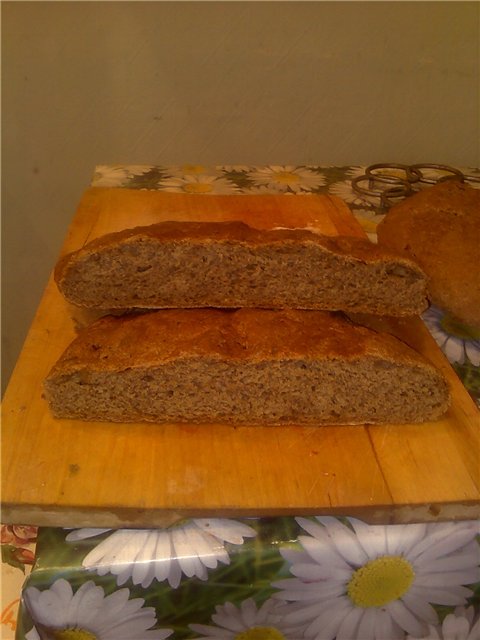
48 308 441 375
54 220 426 284
377 181 480 327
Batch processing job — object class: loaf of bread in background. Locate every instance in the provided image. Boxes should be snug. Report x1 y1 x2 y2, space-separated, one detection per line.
54 220 428 316
377 181 480 328
44 308 450 425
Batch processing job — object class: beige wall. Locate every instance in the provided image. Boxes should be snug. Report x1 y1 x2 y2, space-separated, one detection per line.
2 1 479 392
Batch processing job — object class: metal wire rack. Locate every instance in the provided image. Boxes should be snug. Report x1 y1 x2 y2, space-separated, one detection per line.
351 163 480 210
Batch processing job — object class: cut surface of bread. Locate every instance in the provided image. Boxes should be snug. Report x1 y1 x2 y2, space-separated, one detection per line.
44 309 450 425
55 221 428 316
377 181 480 328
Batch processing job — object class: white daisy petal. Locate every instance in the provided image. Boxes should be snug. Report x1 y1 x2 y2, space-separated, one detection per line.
336 606 363 640
347 518 389 557
401 591 439 625
316 517 368 565
166 556 182 589
412 584 474 606
68 580 105 623
422 547 479 573
415 569 480 588
92 166 130 187
194 518 256 544
374 608 405 640
92 588 130 628
283 599 334 625
153 531 172 582
291 561 351 582
239 597 258 627
441 613 471 638
171 527 198 577
65 528 111 542
212 610 245 632
300 534 351 569
131 530 160 586
388 599 427 637
412 523 479 564
386 523 428 557
296 516 328 538
275 577 346 602
24 579 171 639
304 596 352 639
25 585 68 626
465 341 480 366
445 336 466 363
81 529 131 569
356 607 378 640
182 526 221 569
468 615 480 640
280 546 311 565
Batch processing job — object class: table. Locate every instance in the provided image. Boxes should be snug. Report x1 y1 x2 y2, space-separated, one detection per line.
2 164 479 640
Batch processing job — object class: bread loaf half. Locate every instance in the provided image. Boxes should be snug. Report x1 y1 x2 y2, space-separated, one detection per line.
44 309 450 425
377 181 480 328
55 221 428 316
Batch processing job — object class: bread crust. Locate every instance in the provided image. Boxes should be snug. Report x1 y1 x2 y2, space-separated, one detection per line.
44 309 450 425
54 220 428 315
377 181 480 328
46 308 426 373
55 220 425 268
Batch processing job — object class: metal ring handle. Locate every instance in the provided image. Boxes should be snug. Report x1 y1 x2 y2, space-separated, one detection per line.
351 175 412 198
409 163 465 184
461 173 480 184
365 163 422 185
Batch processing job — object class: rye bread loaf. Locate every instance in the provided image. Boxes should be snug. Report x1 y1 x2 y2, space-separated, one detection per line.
44 309 450 425
377 181 480 328
54 220 428 316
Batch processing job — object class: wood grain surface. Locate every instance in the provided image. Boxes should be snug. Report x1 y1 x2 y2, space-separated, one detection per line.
2 188 479 528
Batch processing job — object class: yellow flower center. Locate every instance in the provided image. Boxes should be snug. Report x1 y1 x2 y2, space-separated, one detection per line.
347 556 415 608
274 171 300 184
184 181 213 194
182 164 207 174
440 313 480 340
235 628 285 640
51 628 97 640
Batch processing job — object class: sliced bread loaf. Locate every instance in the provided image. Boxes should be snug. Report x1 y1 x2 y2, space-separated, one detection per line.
54 221 428 316
44 308 450 425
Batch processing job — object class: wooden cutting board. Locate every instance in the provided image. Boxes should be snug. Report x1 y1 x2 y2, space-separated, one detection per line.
2 187 479 528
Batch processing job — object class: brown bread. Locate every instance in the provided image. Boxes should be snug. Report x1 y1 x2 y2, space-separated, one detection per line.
54 220 428 316
377 181 480 328
44 309 450 425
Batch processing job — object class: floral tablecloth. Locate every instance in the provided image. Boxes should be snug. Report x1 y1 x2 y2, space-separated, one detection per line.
3 165 479 640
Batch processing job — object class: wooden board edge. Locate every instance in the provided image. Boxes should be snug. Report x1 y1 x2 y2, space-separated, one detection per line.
2 500 479 530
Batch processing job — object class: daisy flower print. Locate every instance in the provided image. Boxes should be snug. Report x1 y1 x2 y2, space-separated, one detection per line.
66 518 257 589
92 164 154 187
189 597 306 640
406 605 480 640
24 578 172 639
273 516 480 640
248 166 326 193
159 173 239 194
422 305 480 366
166 164 221 177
